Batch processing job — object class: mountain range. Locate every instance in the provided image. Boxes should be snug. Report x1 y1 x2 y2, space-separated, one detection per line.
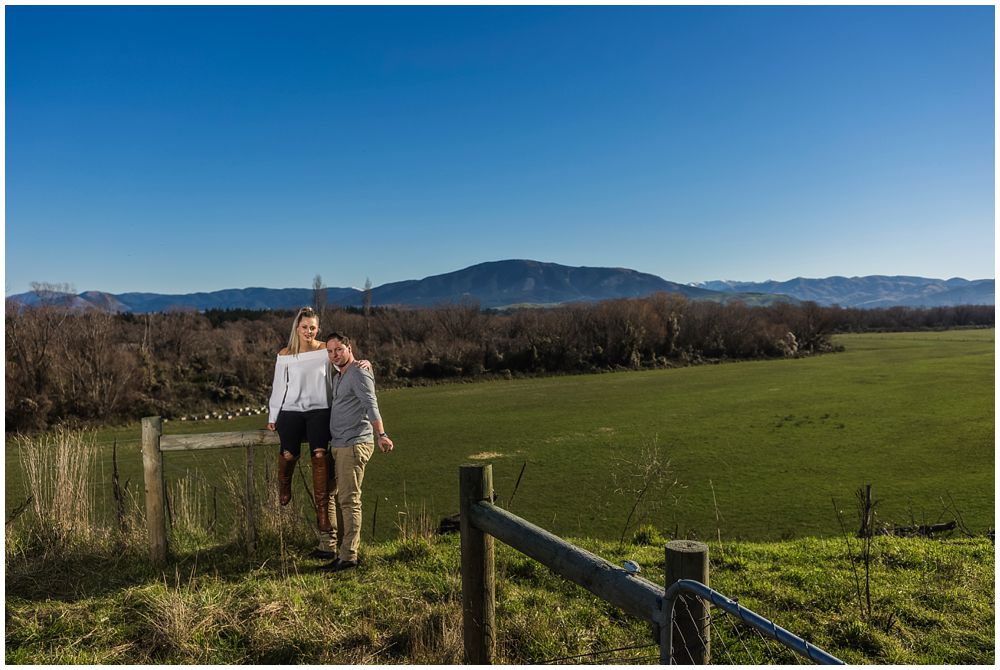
7 260 994 313
694 276 996 309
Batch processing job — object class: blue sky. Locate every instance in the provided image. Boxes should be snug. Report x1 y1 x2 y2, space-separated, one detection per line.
5 5 995 295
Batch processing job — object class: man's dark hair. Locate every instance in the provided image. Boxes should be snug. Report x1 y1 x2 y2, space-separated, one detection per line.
325 331 352 346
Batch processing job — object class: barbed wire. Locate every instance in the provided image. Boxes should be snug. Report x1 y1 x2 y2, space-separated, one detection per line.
597 652 661 664
539 641 658 664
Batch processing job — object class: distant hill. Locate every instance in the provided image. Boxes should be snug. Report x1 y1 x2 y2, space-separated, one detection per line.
694 276 995 308
10 286 365 313
370 260 723 307
7 261 992 313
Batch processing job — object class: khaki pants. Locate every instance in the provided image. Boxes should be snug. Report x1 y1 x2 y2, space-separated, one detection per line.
319 442 374 561
318 451 339 552
317 489 343 554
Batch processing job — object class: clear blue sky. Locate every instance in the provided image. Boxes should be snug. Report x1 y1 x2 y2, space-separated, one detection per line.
5 5 995 295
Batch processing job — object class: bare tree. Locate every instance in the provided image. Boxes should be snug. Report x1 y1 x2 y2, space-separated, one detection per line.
363 277 374 349
30 281 76 308
363 277 373 317
312 274 327 322
5 285 74 430
54 311 138 419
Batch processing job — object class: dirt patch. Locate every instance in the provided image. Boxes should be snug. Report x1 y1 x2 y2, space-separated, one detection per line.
467 452 504 460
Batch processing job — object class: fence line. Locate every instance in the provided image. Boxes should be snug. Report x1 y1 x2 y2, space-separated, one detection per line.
141 415 278 564
135 430 845 664
459 463 844 665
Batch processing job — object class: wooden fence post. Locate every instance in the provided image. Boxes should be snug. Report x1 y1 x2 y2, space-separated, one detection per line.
141 416 168 566
245 445 257 556
663 540 710 664
460 464 496 664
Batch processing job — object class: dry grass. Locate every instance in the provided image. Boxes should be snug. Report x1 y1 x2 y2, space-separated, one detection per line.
167 470 214 532
13 429 102 549
467 451 504 460
396 502 437 543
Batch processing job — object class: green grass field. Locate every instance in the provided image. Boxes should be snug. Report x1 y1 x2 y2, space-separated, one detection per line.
5 532 994 664
6 329 994 542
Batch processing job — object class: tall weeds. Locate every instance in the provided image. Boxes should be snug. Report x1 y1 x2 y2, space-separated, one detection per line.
243 457 318 552
14 429 101 550
611 438 683 546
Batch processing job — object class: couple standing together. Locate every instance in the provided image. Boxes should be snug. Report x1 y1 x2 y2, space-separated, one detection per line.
267 307 394 573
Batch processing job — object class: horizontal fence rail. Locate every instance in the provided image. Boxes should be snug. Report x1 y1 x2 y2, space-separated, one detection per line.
159 430 279 452
664 579 844 665
467 500 665 625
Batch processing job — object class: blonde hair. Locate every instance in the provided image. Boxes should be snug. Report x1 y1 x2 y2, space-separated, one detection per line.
286 307 319 355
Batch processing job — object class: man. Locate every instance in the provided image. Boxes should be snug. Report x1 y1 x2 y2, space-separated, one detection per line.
320 332 394 572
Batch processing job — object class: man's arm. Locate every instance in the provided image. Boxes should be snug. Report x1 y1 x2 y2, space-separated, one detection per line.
356 368 393 453
371 418 393 453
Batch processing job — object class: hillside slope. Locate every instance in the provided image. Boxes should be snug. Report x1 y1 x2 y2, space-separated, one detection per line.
371 259 721 307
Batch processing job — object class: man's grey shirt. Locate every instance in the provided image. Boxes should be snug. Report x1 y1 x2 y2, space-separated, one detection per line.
329 363 383 448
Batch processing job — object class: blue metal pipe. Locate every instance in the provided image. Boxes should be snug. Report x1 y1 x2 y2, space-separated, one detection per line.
663 579 844 665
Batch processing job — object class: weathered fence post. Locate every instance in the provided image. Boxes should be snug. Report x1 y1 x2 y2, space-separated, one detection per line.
460 464 496 664
244 445 257 556
141 416 168 566
662 540 710 664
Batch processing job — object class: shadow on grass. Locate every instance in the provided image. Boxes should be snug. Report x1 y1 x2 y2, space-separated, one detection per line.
5 534 326 604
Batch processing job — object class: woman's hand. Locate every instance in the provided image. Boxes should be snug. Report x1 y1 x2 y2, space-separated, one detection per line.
357 359 373 372
267 423 276 431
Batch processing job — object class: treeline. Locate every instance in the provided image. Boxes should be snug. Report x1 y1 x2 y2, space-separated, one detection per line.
811 304 995 332
5 294 993 432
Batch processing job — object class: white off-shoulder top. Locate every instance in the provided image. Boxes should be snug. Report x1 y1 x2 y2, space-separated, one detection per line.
267 348 331 423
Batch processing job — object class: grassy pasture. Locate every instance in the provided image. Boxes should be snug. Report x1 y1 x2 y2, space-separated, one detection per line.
5 329 994 542
4 531 994 664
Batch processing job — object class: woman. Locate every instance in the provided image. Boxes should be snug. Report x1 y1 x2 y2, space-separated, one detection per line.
267 306 370 537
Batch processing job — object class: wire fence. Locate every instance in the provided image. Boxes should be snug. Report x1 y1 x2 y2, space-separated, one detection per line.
664 580 843 665
527 588 842 665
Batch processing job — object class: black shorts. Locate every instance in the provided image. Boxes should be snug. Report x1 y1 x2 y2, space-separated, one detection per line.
275 408 331 458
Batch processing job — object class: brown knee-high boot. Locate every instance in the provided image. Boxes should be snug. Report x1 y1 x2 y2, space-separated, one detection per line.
312 452 332 532
278 452 297 506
